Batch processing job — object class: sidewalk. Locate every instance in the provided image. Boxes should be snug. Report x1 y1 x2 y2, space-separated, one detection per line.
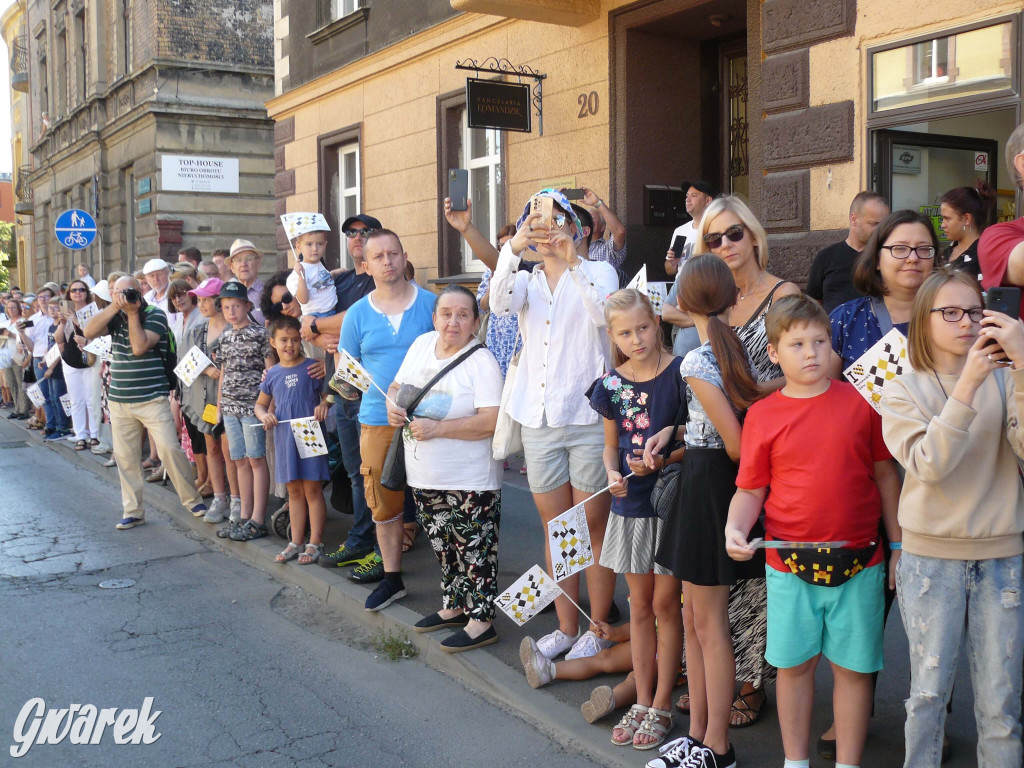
2 414 981 768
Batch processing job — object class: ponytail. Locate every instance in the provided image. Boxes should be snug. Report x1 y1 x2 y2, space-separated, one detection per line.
706 316 762 411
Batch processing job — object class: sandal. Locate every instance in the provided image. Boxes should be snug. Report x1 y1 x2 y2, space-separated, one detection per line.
298 543 323 565
141 458 161 470
89 438 99 447
633 707 673 751
275 542 302 563
611 704 649 746
74 440 87 451
402 522 419 553
196 482 214 497
730 688 767 728
675 692 690 713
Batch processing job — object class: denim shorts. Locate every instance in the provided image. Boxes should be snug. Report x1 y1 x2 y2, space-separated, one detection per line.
222 413 266 461
520 420 605 494
766 563 884 673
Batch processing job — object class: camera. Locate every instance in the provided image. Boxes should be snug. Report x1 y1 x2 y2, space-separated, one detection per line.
122 288 141 304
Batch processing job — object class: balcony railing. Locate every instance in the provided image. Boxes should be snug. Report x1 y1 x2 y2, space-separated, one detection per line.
10 35 28 93
15 165 33 215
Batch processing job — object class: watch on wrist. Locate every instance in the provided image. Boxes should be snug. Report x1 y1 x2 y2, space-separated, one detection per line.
310 319 320 335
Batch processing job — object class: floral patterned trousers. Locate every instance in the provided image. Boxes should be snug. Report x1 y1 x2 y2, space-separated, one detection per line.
412 488 501 621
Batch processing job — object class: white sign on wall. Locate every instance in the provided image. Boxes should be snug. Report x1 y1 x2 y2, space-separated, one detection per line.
161 155 239 193
974 152 989 172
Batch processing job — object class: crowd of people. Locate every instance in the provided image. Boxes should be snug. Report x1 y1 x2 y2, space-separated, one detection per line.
3 124 1024 768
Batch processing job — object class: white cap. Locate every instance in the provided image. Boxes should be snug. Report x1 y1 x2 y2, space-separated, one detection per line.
90 281 112 303
142 258 171 274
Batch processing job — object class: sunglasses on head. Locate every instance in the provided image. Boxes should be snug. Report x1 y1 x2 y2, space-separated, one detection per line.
703 224 746 250
344 228 377 239
271 291 295 313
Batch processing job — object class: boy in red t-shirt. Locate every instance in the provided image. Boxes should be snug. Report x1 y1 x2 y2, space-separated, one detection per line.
725 295 902 768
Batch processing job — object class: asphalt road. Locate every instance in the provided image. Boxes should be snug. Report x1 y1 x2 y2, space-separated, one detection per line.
0 416 994 768
0 431 594 768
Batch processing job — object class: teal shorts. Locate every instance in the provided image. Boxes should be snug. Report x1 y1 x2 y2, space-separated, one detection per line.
765 563 884 673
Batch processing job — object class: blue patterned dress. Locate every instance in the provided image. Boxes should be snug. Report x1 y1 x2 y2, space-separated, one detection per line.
477 268 520 378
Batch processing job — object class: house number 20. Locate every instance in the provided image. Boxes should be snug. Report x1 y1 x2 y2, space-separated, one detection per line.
578 91 599 118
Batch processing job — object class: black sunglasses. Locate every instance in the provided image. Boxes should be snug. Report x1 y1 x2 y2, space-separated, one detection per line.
703 224 746 250
271 291 295 313
344 229 377 239
69 287 88 293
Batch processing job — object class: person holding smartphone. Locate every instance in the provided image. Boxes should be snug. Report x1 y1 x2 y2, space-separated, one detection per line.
665 180 716 277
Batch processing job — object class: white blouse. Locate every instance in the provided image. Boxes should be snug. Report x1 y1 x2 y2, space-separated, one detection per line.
489 241 618 429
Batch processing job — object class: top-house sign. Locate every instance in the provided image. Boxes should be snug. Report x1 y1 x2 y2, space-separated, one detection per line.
466 78 532 133
162 155 239 194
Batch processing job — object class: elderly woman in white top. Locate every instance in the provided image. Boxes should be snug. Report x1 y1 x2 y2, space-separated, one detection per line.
490 188 620 661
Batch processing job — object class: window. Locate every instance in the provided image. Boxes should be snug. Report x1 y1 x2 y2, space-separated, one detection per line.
74 10 87 104
461 111 504 272
913 38 950 85
56 28 67 115
36 30 48 120
317 125 361 270
330 0 360 20
119 0 132 77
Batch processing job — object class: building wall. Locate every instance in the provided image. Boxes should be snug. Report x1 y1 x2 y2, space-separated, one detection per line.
269 0 1023 287
20 0 276 284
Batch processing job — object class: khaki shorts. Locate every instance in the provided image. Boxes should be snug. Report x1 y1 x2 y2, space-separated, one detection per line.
359 424 405 523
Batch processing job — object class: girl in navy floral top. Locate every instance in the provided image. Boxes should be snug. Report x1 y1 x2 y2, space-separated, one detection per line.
587 289 686 751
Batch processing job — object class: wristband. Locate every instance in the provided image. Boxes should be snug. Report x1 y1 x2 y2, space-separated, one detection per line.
889 541 902 550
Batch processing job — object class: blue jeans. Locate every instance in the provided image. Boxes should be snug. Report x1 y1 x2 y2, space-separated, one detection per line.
34 357 68 433
336 397 375 552
896 552 1023 768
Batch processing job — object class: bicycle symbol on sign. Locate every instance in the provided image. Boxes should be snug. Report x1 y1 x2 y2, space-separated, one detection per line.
64 232 88 247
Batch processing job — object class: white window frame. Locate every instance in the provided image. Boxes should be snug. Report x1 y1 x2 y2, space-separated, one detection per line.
338 142 361 269
914 38 950 86
461 111 502 273
330 0 360 21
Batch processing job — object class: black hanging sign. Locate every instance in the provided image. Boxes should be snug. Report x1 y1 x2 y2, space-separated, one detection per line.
466 78 532 133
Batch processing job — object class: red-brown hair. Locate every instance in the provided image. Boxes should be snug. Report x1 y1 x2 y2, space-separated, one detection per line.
677 255 762 411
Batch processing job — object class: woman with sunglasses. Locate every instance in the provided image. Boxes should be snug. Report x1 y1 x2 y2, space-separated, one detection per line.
829 210 938 378
56 279 100 450
691 195 799 728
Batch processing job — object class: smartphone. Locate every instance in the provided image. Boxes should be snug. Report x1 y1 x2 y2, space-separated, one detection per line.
671 235 687 259
562 188 585 200
448 169 468 211
985 287 1021 321
60 300 75 316
529 194 554 229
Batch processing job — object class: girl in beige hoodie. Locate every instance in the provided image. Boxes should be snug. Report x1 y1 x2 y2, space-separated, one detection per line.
881 269 1024 768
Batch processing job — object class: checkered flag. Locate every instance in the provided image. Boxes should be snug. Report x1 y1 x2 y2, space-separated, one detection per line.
495 565 562 626
281 212 331 242
333 349 374 394
547 502 595 581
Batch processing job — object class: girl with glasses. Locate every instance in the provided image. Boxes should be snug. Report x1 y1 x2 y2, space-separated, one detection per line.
881 268 1024 768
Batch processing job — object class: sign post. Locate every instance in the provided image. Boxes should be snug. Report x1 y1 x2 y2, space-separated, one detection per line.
54 209 98 250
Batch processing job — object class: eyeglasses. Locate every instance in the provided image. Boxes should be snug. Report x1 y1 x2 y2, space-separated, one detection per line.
232 255 259 264
703 224 745 249
344 229 377 239
881 245 936 260
69 287 88 293
931 306 984 323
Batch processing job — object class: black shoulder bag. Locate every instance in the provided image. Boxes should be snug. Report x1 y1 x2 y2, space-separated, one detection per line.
381 343 483 491
650 398 689 521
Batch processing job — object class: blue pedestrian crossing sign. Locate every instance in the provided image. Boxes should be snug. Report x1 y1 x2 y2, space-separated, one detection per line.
55 209 97 250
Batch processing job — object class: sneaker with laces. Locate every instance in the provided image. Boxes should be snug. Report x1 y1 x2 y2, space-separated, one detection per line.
523 648 555 688
203 497 228 524
348 552 384 583
364 578 406 612
646 736 699 768
679 744 734 768
565 629 612 660
536 628 580 659
318 543 373 569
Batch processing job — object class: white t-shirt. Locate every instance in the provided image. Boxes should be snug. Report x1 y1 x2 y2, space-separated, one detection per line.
393 331 504 491
286 261 336 316
669 219 698 260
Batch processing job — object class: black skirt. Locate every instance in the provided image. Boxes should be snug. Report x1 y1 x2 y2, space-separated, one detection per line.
655 447 764 586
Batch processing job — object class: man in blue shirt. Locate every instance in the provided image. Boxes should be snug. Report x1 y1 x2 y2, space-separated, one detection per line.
339 229 435 611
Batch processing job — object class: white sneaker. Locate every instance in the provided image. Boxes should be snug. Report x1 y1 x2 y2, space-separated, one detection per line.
203 497 228 524
91 441 112 454
229 498 242 520
565 629 612 660
535 628 579 659
523 649 555 688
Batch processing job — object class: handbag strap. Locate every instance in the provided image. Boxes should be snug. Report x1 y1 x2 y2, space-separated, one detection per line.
405 343 483 417
741 280 786 331
660 397 689 459
870 297 894 336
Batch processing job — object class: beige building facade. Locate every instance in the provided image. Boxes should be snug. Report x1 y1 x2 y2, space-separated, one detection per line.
269 0 1023 285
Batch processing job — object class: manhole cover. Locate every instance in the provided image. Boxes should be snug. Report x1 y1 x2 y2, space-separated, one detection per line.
0 440 29 449
98 579 136 589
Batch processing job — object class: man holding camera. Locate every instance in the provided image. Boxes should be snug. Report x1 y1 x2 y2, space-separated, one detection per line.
84 276 206 530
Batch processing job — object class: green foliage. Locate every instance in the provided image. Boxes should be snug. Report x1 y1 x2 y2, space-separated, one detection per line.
0 222 12 292
373 628 418 661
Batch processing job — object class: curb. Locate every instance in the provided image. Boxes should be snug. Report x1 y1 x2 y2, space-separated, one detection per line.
12 419 638 768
